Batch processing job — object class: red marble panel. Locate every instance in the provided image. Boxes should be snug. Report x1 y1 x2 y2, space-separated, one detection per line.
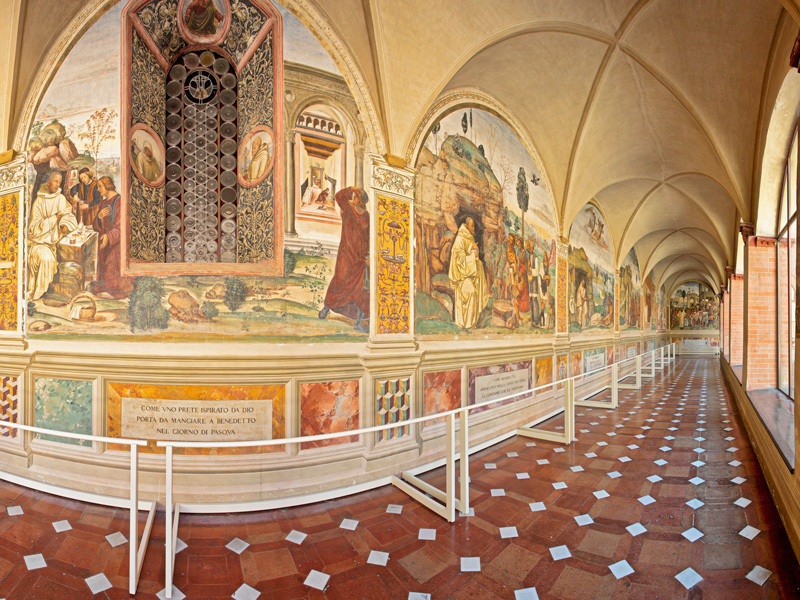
423 370 461 425
300 380 359 449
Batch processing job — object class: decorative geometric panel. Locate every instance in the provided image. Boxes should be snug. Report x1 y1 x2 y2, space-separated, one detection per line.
375 377 410 442
34 378 92 446
0 193 18 330
377 196 410 334
0 376 19 439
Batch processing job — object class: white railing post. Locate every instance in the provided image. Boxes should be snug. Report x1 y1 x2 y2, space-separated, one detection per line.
129 444 138 595
165 445 174 599
565 378 575 442
611 363 618 407
635 355 642 389
444 414 456 523
650 350 656 377
459 411 469 516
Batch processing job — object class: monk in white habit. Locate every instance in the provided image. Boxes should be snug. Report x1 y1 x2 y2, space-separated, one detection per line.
448 217 489 329
28 172 78 299
246 136 270 182
135 140 161 183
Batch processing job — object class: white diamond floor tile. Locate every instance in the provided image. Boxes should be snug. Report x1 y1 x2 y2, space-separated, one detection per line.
340 519 358 530
514 588 539 600
232 583 261 600
157 586 186 600
529 502 546 512
86 574 112 594
675 567 703 589
52 520 71 532
418 528 436 541
286 530 307 545
368 550 389 566
638 495 656 506
593 490 610 499
461 557 481 572
626 523 647 536
304 570 330 590
682 527 704 542
226 537 249 554
746 565 773 586
106 532 127 547
549 545 571 560
609 560 634 579
739 525 761 540
686 499 704 509
500 526 519 539
24 554 46 570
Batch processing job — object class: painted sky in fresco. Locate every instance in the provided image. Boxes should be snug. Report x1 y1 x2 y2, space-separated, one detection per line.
568 204 613 273
423 109 557 238
35 0 340 159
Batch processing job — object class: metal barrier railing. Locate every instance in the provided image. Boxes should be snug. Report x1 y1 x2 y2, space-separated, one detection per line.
0 422 152 595
0 340 677 598
156 341 676 599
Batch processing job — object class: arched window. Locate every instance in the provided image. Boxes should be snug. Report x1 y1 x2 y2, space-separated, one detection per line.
164 50 238 263
777 127 797 399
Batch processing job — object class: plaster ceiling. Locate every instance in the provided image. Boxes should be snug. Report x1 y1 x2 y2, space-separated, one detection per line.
10 0 800 290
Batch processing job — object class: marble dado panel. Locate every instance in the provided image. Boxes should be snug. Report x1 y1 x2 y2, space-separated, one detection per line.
375 377 410 442
423 369 461 425
0 375 19 439
34 377 92 446
300 379 359 449
468 361 531 414
107 382 286 454
536 356 553 386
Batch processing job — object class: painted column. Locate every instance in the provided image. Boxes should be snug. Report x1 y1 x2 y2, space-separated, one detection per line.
556 238 568 335
284 127 297 237
362 154 421 449
0 154 25 350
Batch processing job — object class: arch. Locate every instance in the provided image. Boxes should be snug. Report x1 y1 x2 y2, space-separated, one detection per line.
406 87 560 234
567 199 616 271
756 68 800 236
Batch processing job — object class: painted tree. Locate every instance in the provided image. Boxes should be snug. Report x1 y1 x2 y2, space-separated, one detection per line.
516 167 529 238
78 108 118 167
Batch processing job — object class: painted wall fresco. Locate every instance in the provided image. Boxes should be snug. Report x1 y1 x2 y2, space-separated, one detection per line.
415 108 557 336
606 345 615 364
377 196 410 334
25 1 371 342
619 248 642 330
34 377 93 446
567 205 614 332
107 381 285 454
0 376 19 439
423 370 461 425
376 378 411 442
300 380 359 449
670 281 719 330
643 275 654 330
0 193 18 330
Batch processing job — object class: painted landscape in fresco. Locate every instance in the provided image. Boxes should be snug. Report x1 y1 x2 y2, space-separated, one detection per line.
415 108 557 336
643 275 654 329
670 281 719 330
25 1 369 341
619 248 642 330
567 205 614 332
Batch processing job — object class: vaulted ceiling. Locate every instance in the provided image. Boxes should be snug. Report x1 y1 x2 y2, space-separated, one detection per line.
6 0 800 293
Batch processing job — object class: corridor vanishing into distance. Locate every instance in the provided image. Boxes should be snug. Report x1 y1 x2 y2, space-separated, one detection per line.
0 357 796 599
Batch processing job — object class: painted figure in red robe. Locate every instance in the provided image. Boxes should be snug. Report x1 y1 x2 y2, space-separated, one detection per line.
91 176 133 299
319 187 369 333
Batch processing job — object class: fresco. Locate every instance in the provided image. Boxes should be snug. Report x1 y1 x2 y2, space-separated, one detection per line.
107 381 285 454
567 205 614 332
423 370 461 425
34 377 93 446
414 108 557 336
300 380 359 449
619 248 642 330
670 281 719 330
25 1 371 342
643 275 654 329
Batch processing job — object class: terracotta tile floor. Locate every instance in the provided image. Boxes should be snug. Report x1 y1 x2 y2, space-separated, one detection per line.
0 358 798 599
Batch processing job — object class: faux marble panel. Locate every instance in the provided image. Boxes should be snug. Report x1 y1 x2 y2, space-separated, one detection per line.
34 377 92 446
570 352 583 377
423 370 461 425
300 380 359 449
107 382 285 454
536 357 553 386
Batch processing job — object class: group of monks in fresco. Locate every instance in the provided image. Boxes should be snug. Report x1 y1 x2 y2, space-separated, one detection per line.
447 217 552 330
28 168 131 302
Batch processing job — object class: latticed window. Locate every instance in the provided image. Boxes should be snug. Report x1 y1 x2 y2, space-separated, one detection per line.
164 50 238 263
